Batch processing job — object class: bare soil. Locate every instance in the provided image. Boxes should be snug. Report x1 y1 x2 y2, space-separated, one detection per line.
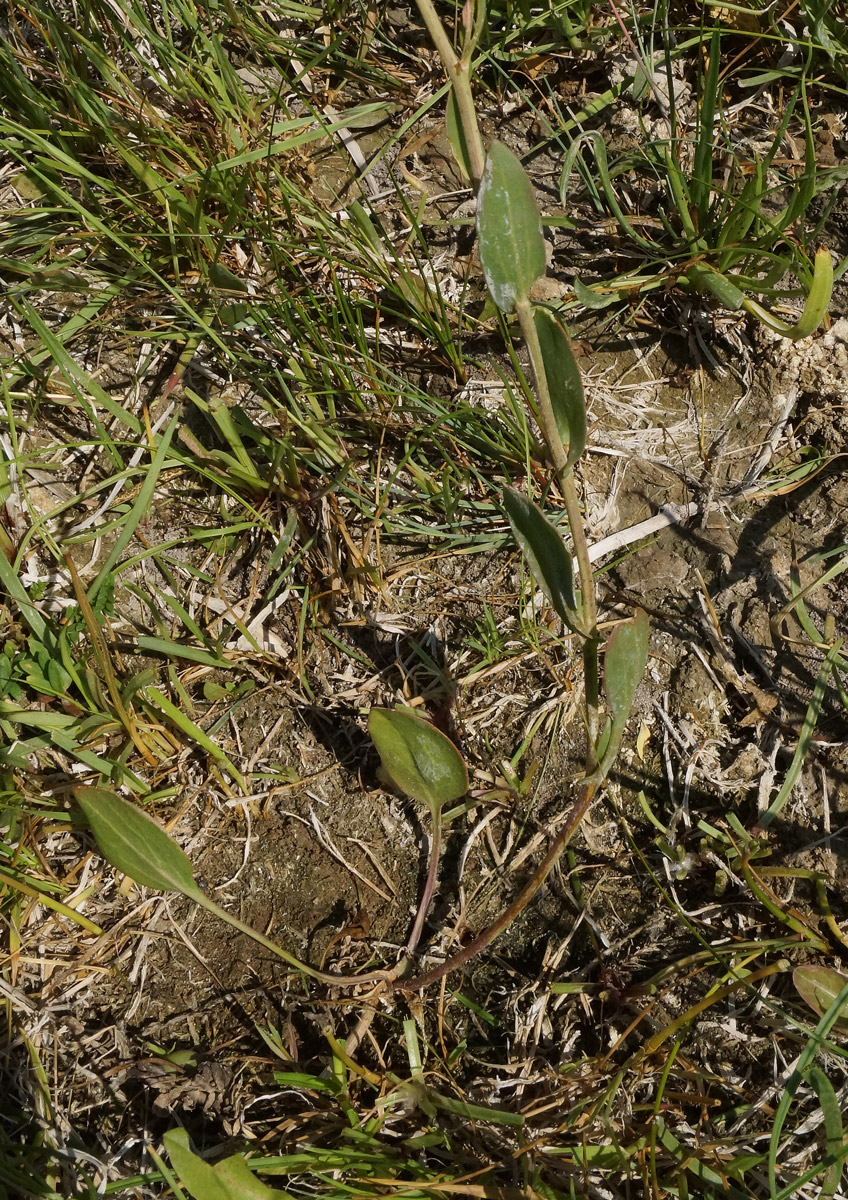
5 17 848 1194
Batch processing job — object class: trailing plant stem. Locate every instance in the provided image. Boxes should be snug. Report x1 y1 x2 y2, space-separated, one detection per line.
515 298 599 761
406 821 442 955
196 894 396 989
400 778 598 992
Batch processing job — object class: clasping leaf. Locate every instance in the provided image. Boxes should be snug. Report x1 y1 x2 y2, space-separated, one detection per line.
534 307 586 469
589 608 650 784
503 486 581 633
477 142 546 313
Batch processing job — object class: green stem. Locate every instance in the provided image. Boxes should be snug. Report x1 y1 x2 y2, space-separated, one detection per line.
407 818 443 955
515 298 599 762
195 893 396 989
399 778 597 993
413 0 486 187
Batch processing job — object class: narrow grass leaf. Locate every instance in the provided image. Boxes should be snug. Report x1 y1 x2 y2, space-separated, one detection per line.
74 786 202 897
805 1066 845 1199
368 708 467 815
88 411 179 601
768 979 848 1200
143 685 247 792
560 131 656 253
691 30 721 228
134 637 231 669
477 142 545 312
0 552 46 640
758 638 841 828
656 1119 751 1200
534 307 586 468
427 1090 524 1128
446 90 472 184
503 487 579 631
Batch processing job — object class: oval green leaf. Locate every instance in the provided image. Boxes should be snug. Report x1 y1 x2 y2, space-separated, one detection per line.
794 965 848 1028
74 785 202 898
503 486 579 632
604 608 650 730
164 1130 231 1200
477 142 546 313
164 1129 286 1200
368 708 468 815
207 261 249 293
534 307 587 468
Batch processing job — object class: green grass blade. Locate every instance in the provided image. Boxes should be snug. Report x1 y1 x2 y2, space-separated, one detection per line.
692 29 721 229
758 638 842 828
142 686 247 792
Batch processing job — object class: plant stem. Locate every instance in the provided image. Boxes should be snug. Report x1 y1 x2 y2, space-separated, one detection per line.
196 894 395 989
398 778 597 993
515 298 599 763
406 819 442 955
413 0 486 187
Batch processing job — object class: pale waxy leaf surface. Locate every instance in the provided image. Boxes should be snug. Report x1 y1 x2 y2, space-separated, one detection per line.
502 486 579 632
75 785 202 898
476 142 546 312
534 306 586 468
368 707 468 816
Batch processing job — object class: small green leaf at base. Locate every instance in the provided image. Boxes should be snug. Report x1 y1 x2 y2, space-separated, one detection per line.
477 142 546 313
503 486 580 633
534 307 587 468
573 277 620 310
74 786 202 898
368 708 468 816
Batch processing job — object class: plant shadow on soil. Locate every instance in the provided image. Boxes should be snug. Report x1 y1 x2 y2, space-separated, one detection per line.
23 328 848 1178
6 50 848 1188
